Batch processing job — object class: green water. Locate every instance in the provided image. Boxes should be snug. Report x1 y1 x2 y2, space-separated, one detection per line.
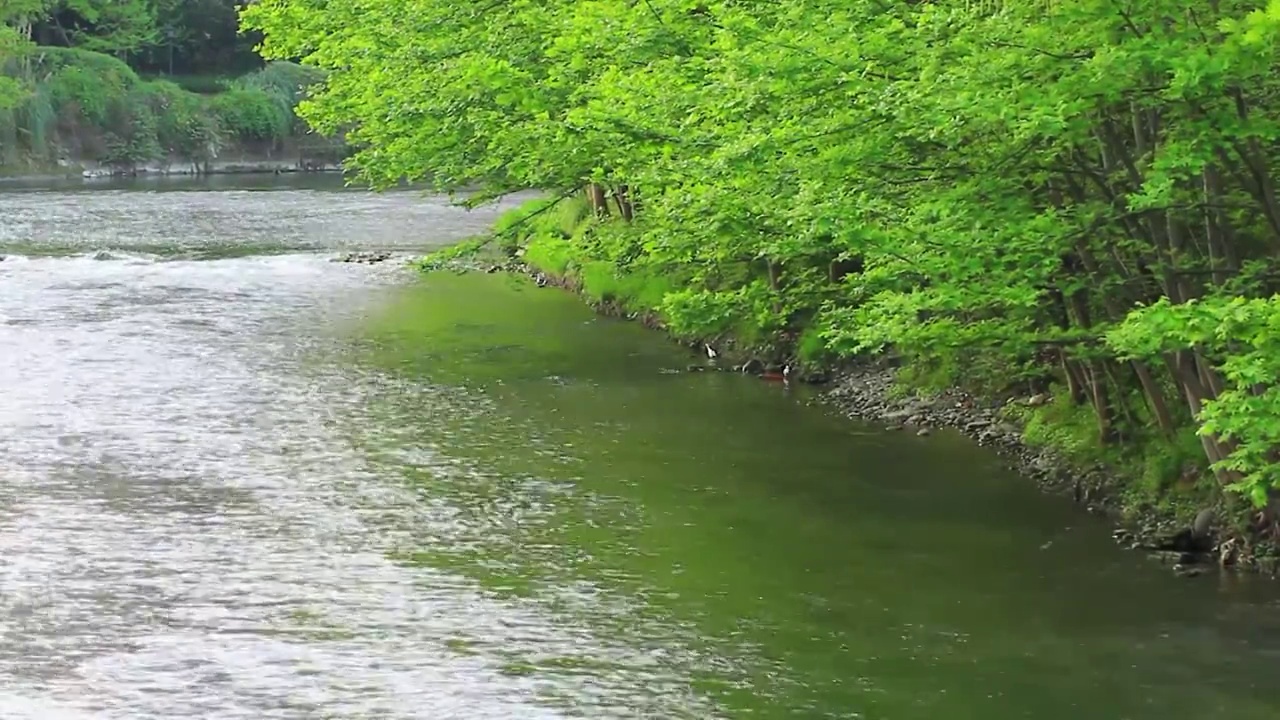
4 177 1276 718
343 271 1280 719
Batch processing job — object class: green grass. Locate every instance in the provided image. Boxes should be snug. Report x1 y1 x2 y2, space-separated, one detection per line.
577 260 675 310
523 234 576 276
1002 388 1217 522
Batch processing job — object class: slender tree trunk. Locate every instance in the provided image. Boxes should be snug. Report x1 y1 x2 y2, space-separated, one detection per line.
587 183 610 218
1132 360 1178 437
613 185 634 221
1202 164 1240 285
1086 360 1119 443
1062 355 1088 405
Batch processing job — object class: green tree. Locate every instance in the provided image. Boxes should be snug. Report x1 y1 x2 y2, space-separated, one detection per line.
49 0 157 55
0 0 51 108
244 0 1280 520
147 0 259 75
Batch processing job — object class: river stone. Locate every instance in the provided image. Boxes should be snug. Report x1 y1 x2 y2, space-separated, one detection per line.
1174 565 1205 578
335 251 393 264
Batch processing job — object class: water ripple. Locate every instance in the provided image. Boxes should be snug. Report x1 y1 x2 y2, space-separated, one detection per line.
0 186 712 719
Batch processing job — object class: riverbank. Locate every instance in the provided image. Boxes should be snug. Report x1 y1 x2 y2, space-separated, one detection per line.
821 364 1280 577
0 48 345 176
0 158 344 183
419 202 1279 580
519 260 1276 578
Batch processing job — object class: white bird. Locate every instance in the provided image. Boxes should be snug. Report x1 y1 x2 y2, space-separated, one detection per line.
705 344 718 359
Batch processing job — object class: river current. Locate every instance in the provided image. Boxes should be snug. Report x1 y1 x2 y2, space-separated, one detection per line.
1 176 1278 719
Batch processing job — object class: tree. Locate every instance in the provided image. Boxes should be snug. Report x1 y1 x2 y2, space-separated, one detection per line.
244 0 1280 518
146 0 260 75
0 0 52 109
67 0 158 56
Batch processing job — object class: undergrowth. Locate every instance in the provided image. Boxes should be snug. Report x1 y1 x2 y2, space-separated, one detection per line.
432 193 1233 527
1002 390 1216 522
0 48 331 169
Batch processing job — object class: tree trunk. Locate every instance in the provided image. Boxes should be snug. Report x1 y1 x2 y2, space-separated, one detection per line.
1062 354 1088 405
613 185 634 221
1133 360 1178 438
587 183 611 218
1087 360 1119 444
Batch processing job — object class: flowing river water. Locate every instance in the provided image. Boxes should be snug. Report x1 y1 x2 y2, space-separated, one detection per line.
1 175 1279 719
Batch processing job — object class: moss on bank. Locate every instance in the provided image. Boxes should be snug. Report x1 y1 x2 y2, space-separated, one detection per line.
421 195 1277 571
1001 394 1219 523
0 48 343 172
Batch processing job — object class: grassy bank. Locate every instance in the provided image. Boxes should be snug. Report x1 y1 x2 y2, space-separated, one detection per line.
470 196 831 376
250 0 1280 570
0 47 343 173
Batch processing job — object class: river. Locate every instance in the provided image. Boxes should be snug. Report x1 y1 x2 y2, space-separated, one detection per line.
1 175 1278 719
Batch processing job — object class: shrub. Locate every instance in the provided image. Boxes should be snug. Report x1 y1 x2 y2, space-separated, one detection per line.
31 47 139 86
1 49 329 166
136 80 222 161
209 87 291 142
237 61 324 104
164 74 230 95
100 102 162 167
236 61 326 134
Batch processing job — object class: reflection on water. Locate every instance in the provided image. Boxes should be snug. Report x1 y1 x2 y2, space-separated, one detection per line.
351 273 1280 719
0 179 1277 719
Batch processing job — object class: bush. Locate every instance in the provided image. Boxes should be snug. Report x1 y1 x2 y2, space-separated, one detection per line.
0 47 142 162
38 48 138 128
236 61 327 135
31 47 139 85
209 87 291 142
136 80 222 161
47 65 114 125
1 49 330 167
101 101 161 167
237 61 324 104
162 74 231 95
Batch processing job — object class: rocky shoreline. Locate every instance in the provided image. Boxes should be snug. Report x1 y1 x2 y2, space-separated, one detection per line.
816 364 1280 578
77 161 342 179
332 250 396 265
0 159 343 184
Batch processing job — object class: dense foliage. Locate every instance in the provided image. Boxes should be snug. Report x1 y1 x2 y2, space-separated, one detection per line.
1 1 322 168
15 0 260 75
246 1 1280 516
0 46 319 168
